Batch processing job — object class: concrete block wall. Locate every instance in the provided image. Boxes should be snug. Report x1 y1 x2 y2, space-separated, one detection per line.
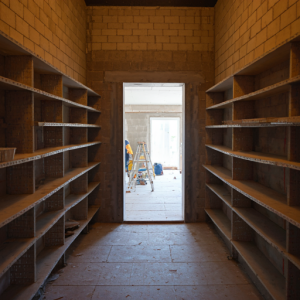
215 0 300 83
86 6 215 222
0 0 87 84
87 6 214 52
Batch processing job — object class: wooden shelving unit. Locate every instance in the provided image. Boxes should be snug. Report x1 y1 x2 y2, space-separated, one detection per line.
205 36 300 300
0 31 101 299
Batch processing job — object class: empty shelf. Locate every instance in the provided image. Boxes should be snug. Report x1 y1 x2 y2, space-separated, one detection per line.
205 208 231 241
206 183 231 207
0 182 99 278
233 241 286 300
203 164 300 228
234 207 286 253
0 207 99 300
0 162 100 228
207 75 300 110
38 122 101 128
206 144 300 171
0 76 100 112
0 142 101 169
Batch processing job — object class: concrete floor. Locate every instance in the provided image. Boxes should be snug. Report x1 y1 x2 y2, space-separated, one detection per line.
125 170 183 221
44 223 263 300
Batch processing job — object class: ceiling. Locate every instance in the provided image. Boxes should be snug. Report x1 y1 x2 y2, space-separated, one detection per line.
84 0 217 7
125 85 183 105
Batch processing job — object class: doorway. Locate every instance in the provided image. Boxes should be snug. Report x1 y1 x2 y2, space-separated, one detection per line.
123 83 184 222
150 118 180 169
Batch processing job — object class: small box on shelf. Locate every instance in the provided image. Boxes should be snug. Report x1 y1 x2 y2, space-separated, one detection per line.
0 147 16 162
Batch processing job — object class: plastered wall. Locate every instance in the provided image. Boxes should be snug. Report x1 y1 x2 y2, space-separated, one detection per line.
86 6 215 222
0 0 87 84
215 0 300 83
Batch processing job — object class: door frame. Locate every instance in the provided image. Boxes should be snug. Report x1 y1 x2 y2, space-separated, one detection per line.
123 82 185 222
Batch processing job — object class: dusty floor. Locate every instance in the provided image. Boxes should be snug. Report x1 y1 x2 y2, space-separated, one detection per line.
125 170 182 221
44 223 263 300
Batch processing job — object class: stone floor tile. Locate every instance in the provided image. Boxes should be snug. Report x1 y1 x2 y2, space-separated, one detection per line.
44 285 95 300
108 245 171 262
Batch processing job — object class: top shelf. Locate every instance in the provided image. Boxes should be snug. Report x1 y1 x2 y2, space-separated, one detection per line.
207 34 300 93
207 75 300 110
0 30 99 97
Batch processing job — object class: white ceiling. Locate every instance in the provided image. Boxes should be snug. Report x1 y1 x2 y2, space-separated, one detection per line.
124 84 183 105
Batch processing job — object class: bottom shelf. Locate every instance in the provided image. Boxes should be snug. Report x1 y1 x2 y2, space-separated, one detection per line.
0 206 99 300
233 241 286 300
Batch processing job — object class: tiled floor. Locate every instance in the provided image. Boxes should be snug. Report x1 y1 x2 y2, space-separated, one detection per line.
44 223 263 300
125 170 183 221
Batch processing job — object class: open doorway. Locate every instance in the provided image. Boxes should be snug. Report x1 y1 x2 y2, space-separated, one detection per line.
123 83 184 221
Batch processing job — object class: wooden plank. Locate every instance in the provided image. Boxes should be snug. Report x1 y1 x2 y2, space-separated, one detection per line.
0 183 99 279
233 241 286 300
206 144 300 171
234 207 286 253
38 122 100 128
0 207 99 300
0 30 99 97
0 142 100 169
207 75 300 110
0 162 100 228
205 208 231 241
0 76 100 112
203 165 300 229
206 183 231 207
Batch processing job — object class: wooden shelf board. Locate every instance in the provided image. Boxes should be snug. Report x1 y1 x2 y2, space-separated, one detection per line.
234 207 286 253
206 183 231 207
286 253 300 270
0 142 101 169
0 162 100 229
0 238 34 279
205 208 231 241
207 75 300 110
206 34 300 93
0 76 100 112
38 122 101 128
206 144 300 171
203 165 300 228
36 182 100 238
206 116 300 128
232 241 286 300
207 182 286 254
0 183 99 280
0 207 99 300
0 31 99 97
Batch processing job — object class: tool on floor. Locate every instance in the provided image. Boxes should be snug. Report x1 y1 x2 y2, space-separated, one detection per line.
128 142 154 192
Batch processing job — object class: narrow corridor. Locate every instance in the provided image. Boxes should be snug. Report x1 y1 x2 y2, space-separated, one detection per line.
44 223 263 300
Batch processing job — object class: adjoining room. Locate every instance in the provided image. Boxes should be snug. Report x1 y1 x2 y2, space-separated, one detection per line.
124 83 184 221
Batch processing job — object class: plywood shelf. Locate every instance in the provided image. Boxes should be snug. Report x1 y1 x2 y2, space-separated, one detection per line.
0 76 100 112
0 182 99 286
206 38 295 93
207 75 300 110
0 142 101 169
205 208 231 241
0 30 100 97
0 206 99 300
203 165 300 228
206 116 300 128
232 241 286 300
37 122 101 128
36 182 100 238
206 183 231 207
206 144 300 171
0 162 100 228
234 207 286 253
